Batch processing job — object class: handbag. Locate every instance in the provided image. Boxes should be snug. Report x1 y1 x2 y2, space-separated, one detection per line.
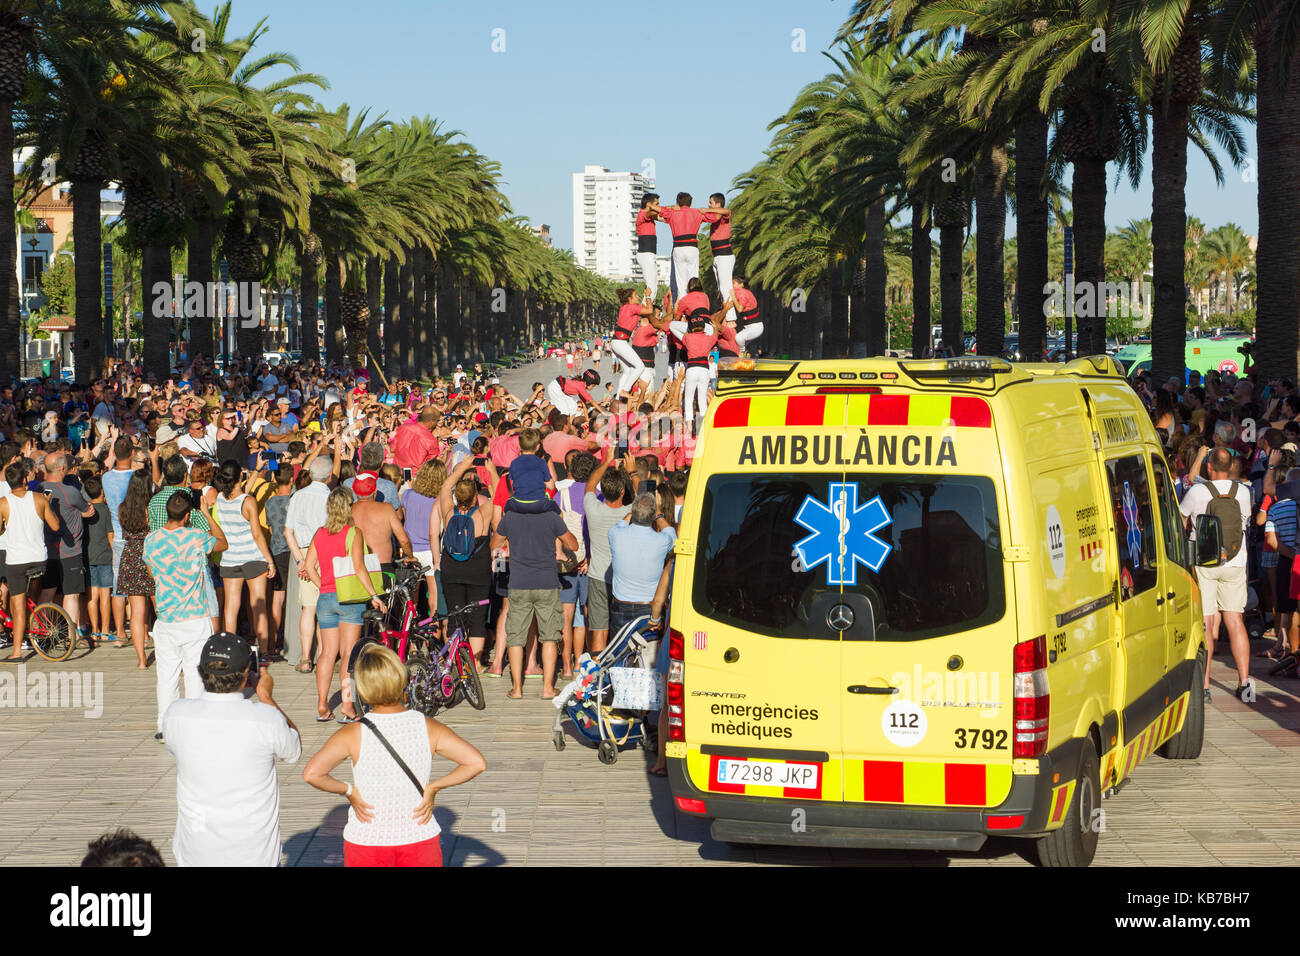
333 527 385 604
358 717 425 797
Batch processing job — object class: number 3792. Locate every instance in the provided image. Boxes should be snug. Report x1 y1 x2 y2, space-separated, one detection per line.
954 728 1007 750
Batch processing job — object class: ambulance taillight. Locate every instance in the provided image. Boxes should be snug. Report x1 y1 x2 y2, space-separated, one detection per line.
1013 635 1049 758
668 629 685 742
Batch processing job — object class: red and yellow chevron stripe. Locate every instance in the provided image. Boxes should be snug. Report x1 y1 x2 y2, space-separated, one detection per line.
1047 779 1077 827
1100 693 1189 788
711 393 992 430
843 758 1013 807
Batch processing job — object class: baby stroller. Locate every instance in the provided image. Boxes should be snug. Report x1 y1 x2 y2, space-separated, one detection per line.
551 614 661 765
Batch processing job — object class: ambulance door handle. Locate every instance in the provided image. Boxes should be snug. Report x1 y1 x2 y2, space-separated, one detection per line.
1155 596 1164 606
1166 591 1176 600
847 685 897 695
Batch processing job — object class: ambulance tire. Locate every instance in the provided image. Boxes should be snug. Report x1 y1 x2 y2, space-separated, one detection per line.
1034 742 1100 868
1159 656 1205 760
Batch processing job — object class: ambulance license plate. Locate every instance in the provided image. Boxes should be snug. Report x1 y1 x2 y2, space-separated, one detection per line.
716 759 819 789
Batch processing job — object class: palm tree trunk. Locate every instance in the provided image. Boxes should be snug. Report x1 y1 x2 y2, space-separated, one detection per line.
1016 112 1050 360
142 244 172 381
411 246 427 377
1151 99 1190 384
862 195 888 356
398 249 414 378
324 255 344 365
71 179 104 383
830 260 849 358
1072 156 1108 356
366 256 382 377
939 223 964 355
187 217 215 364
383 255 400 375
0 100 18 379
909 202 931 361
299 250 320 364
1254 19 1298 382
436 262 453 373
975 142 1009 356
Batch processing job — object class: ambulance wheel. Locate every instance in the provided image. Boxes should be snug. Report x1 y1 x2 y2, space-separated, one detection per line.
553 730 566 752
598 740 617 765
1159 656 1205 760
1034 742 1100 868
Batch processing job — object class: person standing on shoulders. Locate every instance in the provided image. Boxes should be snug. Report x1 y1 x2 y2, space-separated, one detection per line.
705 192 735 322
635 193 661 299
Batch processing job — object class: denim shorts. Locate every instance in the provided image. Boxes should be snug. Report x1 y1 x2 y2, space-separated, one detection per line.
317 591 364 629
560 571 587 607
89 565 114 589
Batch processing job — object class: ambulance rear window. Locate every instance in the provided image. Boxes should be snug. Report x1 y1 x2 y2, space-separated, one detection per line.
692 473 1005 641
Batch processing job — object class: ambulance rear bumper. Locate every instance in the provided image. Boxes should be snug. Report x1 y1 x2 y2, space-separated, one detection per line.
669 737 1084 851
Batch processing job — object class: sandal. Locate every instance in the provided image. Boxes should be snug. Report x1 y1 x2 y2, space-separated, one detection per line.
647 765 668 777
316 710 335 722
336 713 359 724
294 661 314 674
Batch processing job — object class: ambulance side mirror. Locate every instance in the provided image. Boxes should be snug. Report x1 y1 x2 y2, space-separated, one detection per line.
1194 514 1223 567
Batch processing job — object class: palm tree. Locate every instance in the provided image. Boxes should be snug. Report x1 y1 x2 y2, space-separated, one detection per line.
20 0 192 382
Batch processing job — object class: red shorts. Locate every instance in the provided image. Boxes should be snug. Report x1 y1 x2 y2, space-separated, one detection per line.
344 836 442 867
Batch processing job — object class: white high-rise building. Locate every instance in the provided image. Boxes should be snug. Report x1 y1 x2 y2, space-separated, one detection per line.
572 164 655 282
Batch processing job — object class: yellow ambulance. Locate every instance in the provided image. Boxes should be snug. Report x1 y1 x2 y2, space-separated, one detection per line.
666 355 1211 866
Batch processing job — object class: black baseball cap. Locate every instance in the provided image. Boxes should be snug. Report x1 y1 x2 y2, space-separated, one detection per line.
199 632 252 672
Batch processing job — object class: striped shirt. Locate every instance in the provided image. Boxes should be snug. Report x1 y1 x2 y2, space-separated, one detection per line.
1264 498 1298 570
213 494 261 567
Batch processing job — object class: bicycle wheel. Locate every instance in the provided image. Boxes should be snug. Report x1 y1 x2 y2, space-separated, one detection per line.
456 644 485 710
29 603 75 662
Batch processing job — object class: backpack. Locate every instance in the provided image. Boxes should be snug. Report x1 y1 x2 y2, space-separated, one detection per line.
556 480 586 572
1206 480 1245 562
443 505 482 562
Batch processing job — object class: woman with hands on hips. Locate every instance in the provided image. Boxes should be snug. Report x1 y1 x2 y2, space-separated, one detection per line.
303 643 486 866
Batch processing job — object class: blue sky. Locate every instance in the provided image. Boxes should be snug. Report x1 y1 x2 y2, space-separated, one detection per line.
227 0 1260 252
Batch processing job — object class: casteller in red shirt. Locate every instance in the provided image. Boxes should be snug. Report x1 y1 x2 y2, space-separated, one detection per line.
390 414 441 470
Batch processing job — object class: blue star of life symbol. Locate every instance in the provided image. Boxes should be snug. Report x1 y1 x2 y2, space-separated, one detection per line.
793 483 893 586
1121 479 1142 568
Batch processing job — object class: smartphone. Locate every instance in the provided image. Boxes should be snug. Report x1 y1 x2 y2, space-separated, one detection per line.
265 452 279 472
402 468 413 481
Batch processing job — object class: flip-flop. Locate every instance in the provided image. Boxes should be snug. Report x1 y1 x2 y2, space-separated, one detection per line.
506 692 523 700
336 713 358 724
482 671 504 679
0 657 23 664
647 766 668 777
316 711 335 722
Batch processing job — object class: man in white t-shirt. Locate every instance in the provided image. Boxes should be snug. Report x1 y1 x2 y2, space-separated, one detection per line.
1180 446 1254 701
259 369 279 393
177 418 218 461
163 634 300 866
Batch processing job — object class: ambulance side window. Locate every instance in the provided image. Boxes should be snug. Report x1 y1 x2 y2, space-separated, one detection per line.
1150 454 1187 569
1105 455 1159 600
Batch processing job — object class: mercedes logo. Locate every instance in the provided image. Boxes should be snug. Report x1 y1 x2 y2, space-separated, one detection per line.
827 604 854 631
